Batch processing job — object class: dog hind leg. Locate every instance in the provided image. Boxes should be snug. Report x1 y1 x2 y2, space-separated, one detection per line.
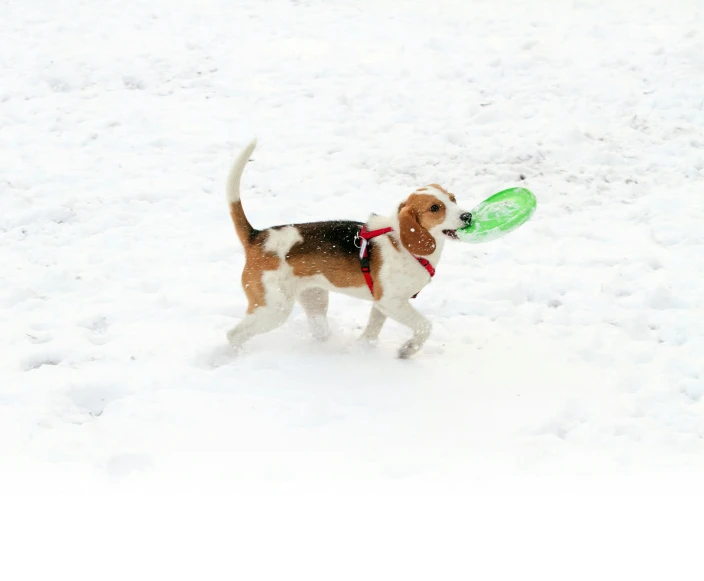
298 288 331 341
227 287 294 351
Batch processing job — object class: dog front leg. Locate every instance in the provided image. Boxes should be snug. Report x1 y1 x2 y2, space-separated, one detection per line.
376 299 432 359
359 305 387 343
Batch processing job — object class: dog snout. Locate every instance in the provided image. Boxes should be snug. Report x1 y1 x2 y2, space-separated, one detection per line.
460 212 472 225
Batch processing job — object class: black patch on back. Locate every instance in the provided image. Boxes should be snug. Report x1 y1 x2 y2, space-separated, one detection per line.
270 220 364 258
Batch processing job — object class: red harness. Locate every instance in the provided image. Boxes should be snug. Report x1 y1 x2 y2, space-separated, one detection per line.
356 225 435 298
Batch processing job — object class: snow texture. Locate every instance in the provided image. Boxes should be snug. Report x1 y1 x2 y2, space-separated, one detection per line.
1 0 704 498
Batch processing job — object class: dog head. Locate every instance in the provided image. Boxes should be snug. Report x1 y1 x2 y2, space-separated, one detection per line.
397 184 472 256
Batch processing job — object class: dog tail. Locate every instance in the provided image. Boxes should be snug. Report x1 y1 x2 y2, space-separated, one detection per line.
226 138 257 245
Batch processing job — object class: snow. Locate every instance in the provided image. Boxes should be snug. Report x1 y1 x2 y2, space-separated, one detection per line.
2 0 704 511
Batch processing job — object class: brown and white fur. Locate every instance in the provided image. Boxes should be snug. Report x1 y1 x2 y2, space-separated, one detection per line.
225 140 472 358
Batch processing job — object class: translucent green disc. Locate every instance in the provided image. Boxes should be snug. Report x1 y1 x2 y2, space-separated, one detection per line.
457 187 537 244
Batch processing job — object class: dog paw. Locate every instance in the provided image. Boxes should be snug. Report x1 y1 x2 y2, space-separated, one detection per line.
311 327 332 342
357 334 379 346
308 316 331 342
398 340 421 359
226 328 247 350
199 343 240 367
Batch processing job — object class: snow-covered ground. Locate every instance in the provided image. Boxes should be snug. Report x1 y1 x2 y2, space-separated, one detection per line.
2 0 704 499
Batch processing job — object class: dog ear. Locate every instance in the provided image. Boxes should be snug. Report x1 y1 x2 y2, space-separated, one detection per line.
398 205 436 256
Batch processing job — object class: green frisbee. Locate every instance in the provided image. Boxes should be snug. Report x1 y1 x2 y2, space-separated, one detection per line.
457 187 537 244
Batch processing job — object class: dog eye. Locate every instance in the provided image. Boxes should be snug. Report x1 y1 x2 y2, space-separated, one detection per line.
430 204 440 213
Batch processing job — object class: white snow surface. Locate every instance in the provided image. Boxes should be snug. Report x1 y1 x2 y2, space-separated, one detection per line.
2 0 704 498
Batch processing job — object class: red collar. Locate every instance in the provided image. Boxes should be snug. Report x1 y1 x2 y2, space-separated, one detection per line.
356 225 435 297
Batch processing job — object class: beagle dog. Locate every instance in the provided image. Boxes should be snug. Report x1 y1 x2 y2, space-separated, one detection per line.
225 140 472 358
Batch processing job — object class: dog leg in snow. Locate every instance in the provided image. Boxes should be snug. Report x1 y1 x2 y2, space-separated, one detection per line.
226 300 294 351
298 288 331 341
359 306 387 343
376 300 432 359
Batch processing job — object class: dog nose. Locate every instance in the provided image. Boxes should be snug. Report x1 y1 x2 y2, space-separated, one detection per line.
460 212 472 225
